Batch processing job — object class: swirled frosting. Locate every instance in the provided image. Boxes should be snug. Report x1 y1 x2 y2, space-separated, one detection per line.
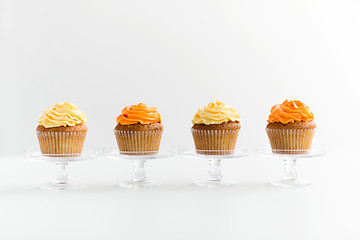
39 102 87 128
192 100 241 125
116 103 161 125
267 100 314 124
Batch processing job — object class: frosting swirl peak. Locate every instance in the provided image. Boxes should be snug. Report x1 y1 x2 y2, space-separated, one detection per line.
116 103 161 125
192 100 241 125
39 102 87 128
267 100 314 124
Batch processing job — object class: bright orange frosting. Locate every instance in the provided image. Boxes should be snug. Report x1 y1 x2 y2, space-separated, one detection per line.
116 103 161 125
267 100 314 124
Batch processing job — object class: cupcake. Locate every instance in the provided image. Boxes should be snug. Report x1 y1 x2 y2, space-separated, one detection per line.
191 100 241 155
266 100 316 154
36 102 87 156
114 103 163 155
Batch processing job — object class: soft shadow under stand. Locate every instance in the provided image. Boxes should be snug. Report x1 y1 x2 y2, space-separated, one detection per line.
25 149 99 191
254 146 326 187
103 147 176 188
180 148 250 187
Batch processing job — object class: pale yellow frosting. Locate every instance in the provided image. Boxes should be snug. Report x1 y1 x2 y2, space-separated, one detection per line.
39 102 87 128
192 100 241 125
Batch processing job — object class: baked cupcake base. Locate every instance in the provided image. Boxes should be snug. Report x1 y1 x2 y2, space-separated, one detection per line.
266 121 316 154
114 122 163 155
192 122 241 155
36 123 87 156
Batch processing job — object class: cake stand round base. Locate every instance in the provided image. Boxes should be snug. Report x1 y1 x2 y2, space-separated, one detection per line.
40 182 83 191
118 179 161 189
269 178 312 187
194 179 235 188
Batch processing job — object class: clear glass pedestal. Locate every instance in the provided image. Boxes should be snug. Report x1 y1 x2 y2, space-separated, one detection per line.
103 147 176 188
25 149 99 191
254 146 326 187
180 148 250 188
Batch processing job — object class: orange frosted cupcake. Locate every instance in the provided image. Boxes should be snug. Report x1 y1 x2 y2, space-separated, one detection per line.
266 100 316 154
36 102 88 156
114 103 163 155
191 100 241 155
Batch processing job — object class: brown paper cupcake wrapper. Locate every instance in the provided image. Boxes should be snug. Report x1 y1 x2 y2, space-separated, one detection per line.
266 128 315 154
191 129 240 155
114 129 163 155
37 131 87 156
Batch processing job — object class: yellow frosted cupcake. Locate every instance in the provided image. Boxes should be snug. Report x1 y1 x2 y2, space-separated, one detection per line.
191 100 241 155
36 102 87 156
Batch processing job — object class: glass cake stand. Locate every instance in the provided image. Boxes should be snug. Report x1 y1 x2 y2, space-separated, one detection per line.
254 146 326 187
103 147 176 188
25 149 99 191
180 148 250 187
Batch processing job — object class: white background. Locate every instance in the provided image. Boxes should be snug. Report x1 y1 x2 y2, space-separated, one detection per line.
1 0 360 239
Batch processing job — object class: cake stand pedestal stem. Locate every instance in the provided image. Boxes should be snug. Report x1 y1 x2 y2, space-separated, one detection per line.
282 158 297 181
131 159 146 182
208 159 222 181
54 162 69 185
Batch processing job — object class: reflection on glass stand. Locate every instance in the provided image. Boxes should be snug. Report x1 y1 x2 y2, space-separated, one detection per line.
180 148 249 187
25 149 99 191
254 146 326 187
103 147 176 188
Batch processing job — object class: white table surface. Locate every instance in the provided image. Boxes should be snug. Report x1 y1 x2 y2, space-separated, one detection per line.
0 152 358 240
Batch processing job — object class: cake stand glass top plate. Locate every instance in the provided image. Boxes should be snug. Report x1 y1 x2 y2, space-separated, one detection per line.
254 145 326 158
180 147 250 159
24 149 99 162
103 147 176 160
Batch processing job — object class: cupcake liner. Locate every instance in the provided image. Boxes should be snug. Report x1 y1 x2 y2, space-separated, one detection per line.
266 128 315 154
191 129 240 155
37 131 87 156
114 129 163 155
